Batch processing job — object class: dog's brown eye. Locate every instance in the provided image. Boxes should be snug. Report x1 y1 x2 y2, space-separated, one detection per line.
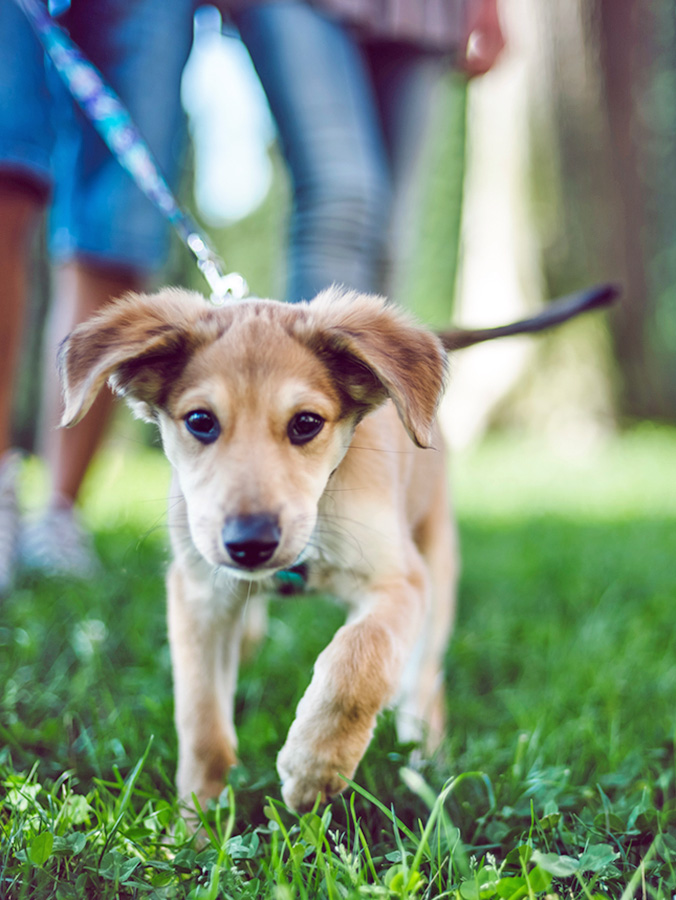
288 412 324 445
184 409 220 444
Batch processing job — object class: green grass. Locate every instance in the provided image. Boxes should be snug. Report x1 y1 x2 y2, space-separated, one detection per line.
2 425 676 898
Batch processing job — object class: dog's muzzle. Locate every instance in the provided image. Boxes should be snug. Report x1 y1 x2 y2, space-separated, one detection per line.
222 514 281 570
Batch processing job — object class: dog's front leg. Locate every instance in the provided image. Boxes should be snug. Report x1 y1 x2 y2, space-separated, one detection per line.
167 561 245 814
277 563 426 812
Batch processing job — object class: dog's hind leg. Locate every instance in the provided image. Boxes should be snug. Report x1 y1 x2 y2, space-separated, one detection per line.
396 481 458 752
167 561 245 813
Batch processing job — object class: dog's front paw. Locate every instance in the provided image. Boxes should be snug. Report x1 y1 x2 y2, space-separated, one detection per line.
277 740 355 812
279 757 348 812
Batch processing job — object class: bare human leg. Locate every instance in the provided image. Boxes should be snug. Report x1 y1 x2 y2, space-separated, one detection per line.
20 259 144 577
0 178 43 593
40 260 144 506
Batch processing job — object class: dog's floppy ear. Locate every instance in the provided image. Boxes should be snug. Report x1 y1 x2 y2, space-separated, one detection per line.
302 288 448 448
59 288 215 426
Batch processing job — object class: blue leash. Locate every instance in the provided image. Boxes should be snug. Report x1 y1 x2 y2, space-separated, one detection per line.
13 0 248 305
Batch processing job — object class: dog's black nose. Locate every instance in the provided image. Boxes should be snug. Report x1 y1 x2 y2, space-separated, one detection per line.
222 514 281 569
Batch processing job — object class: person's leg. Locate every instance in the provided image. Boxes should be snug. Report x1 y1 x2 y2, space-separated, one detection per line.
234 3 392 302
365 43 448 303
0 180 45 593
0 0 54 591
20 0 195 576
19 259 143 578
39 262 143 508
0 182 44 457
0 0 54 455
42 0 194 507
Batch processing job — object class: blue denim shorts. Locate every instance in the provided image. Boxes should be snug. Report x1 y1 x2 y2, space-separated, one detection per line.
0 0 195 273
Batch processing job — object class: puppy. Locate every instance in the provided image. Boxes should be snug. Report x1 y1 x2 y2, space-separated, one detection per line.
58 283 616 813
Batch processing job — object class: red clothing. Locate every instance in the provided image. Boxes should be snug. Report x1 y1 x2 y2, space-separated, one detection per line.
221 0 468 52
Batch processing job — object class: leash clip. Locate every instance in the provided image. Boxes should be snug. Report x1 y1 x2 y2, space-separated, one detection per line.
187 233 249 306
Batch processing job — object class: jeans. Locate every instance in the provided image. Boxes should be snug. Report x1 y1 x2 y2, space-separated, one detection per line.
0 0 195 273
234 2 444 303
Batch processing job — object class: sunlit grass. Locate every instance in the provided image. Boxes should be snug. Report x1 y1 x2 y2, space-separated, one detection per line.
451 422 676 520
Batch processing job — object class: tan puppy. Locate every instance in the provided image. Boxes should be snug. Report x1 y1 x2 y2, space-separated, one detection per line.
58 283 616 814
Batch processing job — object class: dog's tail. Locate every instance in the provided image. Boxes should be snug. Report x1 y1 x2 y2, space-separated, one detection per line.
438 283 619 351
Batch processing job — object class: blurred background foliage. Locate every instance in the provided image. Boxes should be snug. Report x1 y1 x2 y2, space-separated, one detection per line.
13 0 676 452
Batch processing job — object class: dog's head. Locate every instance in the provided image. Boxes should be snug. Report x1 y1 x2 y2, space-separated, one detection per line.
59 286 447 578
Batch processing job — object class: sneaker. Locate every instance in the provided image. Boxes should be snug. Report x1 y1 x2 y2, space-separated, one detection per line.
0 450 21 595
20 506 100 579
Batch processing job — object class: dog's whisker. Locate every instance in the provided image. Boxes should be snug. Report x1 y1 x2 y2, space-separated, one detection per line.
319 513 400 551
321 487 363 494
342 444 420 455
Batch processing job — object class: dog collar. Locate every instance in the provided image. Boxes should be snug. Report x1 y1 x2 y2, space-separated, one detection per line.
274 564 308 596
